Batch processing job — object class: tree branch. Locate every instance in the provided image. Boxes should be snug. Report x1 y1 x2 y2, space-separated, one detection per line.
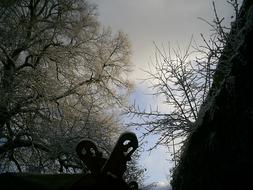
0 139 50 155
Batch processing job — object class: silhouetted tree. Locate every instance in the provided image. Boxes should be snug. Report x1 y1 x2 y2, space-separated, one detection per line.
0 0 142 179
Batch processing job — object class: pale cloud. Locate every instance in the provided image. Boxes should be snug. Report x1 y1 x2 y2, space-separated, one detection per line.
93 0 240 79
156 180 172 190
141 144 173 185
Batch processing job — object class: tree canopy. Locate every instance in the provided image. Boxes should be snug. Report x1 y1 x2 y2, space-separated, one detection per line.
0 0 136 176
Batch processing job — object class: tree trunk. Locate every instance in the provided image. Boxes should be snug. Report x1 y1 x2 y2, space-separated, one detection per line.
0 60 15 133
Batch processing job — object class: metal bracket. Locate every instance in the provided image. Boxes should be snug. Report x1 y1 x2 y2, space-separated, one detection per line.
76 140 106 174
74 132 139 189
101 132 138 177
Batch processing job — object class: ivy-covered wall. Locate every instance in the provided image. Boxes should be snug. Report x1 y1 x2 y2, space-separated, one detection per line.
172 1 253 190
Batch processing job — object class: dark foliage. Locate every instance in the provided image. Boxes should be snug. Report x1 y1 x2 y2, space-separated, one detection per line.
172 0 253 189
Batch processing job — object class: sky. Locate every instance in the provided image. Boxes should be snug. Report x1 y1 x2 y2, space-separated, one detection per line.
92 0 241 187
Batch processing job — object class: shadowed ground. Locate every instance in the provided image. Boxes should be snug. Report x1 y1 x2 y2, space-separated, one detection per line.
0 173 82 190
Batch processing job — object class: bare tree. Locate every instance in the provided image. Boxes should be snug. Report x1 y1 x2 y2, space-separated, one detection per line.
126 0 240 163
0 0 135 174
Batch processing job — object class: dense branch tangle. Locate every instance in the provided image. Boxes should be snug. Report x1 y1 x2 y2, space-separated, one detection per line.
126 41 204 152
0 0 132 173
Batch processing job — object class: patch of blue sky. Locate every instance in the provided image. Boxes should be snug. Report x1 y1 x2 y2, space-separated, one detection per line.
123 83 176 185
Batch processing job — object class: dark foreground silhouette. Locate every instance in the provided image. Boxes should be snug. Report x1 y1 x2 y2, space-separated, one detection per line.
172 0 253 189
0 132 139 190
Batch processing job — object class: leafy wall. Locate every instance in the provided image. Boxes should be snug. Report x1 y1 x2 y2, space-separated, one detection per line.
172 0 253 189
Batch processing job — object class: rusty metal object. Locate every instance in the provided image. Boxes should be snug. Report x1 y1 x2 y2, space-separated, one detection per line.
70 132 139 190
101 132 138 178
76 140 106 174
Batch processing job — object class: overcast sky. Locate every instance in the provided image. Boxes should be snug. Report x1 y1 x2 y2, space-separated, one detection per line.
92 0 241 187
